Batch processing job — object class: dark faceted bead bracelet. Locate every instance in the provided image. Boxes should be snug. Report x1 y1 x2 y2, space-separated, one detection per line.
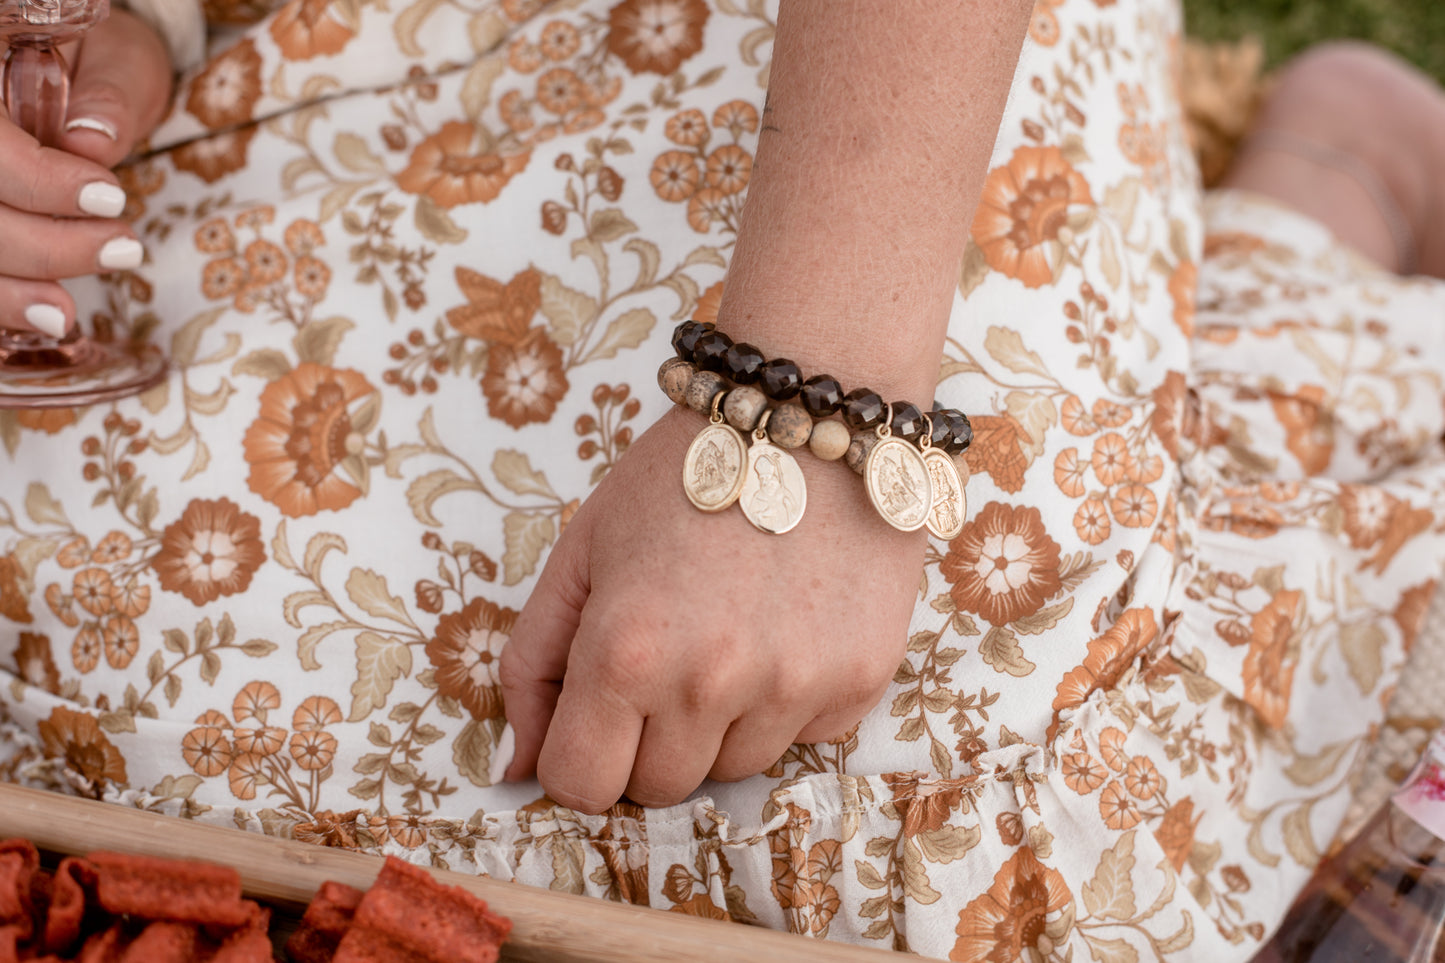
670 319 972 455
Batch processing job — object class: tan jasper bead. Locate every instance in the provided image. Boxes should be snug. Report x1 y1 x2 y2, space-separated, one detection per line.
808 419 851 461
684 369 728 413
723 385 768 431
767 402 813 449
844 430 879 474
658 358 692 406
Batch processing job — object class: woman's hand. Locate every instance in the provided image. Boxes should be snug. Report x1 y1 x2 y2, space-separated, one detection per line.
0 10 172 337
501 406 925 813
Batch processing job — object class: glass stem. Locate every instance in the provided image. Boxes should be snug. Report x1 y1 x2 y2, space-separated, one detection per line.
3 41 69 147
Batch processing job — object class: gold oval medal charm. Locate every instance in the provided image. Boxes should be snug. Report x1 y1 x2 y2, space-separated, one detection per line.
683 400 747 513
739 418 807 534
865 429 932 532
921 447 967 540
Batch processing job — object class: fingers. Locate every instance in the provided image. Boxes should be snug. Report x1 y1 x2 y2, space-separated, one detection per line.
500 509 593 781
625 712 727 807
0 108 124 219
0 203 142 280
535 670 644 814
56 10 174 168
0 280 77 338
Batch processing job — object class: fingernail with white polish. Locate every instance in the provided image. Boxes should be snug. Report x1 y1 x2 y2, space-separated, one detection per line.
64 117 118 140
24 304 68 339
98 237 144 271
78 181 127 218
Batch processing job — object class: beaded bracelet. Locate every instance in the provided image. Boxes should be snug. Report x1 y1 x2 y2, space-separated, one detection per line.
658 322 973 538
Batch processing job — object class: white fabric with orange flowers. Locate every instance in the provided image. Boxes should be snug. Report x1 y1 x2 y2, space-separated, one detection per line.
2 0 1443 959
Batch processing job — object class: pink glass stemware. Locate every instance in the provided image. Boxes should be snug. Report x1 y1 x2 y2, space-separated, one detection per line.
0 0 166 409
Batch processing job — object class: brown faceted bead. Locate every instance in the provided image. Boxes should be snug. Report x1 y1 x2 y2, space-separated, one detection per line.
800 375 844 418
844 430 879 475
808 419 850 461
758 358 803 400
841 388 885 431
943 410 973 454
723 385 768 431
767 402 813 449
684 369 727 413
692 330 734 373
658 358 692 406
723 342 765 384
889 401 925 442
927 404 953 450
671 320 712 360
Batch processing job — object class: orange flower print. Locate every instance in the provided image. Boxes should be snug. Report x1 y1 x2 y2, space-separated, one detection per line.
1073 496 1111 545
941 502 1063 627
110 580 151 619
234 680 282 723
1028 0 1061 46
1062 752 1107 794
71 625 101 673
202 257 245 300
972 145 1094 289
1127 452 1164 484
1110 483 1158 528
650 150 700 201
704 144 751 195
1099 780 1141 830
152 498 266 605
290 729 338 771
1053 448 1086 497
228 751 266 800
1243 589 1301 729
14 632 60 695
244 239 286 284
58 542 91 573
72 568 114 618
1155 798 1199 872
284 219 325 255
294 256 332 298
445 267 541 346
269 0 355 61
508 36 543 73
538 20 581 61
1090 432 1131 486
15 407 76 434
1098 727 1128 771
1059 395 1097 436
536 67 583 114
293 694 342 731
1338 484 1393 550
0 554 32 623
173 128 259 184
1168 260 1197 335
91 531 133 564
605 0 708 76
1091 398 1132 428
195 218 235 253
182 725 232 777
1124 756 1162 800
101 615 138 669
713 99 758 136
233 725 286 757
185 39 262 129
686 187 728 232
1394 581 1435 653
426 597 519 719
244 364 377 517
1052 609 1159 714
882 774 966 839
953 846 1073 963
480 328 570 429
396 122 532 209
665 108 708 146
39 705 128 787
963 415 1030 494
45 584 78 628
1269 385 1333 476
692 281 723 327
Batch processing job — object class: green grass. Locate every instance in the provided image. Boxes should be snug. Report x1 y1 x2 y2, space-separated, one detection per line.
1185 0 1445 82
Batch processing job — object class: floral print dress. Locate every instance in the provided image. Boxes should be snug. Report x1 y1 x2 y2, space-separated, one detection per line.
3 0 1445 959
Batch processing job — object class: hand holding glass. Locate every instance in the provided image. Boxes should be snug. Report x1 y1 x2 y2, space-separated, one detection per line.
0 0 165 408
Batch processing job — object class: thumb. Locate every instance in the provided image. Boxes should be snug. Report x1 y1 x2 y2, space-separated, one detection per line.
59 10 173 168
499 508 592 781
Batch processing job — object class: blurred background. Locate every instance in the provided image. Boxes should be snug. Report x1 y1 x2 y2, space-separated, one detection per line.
1186 0 1443 79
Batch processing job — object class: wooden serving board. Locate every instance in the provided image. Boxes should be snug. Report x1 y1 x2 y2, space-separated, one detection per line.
0 783 900 963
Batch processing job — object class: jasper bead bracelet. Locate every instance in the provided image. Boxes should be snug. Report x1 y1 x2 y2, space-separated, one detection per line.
659 321 972 538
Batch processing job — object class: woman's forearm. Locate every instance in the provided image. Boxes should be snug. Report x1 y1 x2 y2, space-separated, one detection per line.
719 0 1032 403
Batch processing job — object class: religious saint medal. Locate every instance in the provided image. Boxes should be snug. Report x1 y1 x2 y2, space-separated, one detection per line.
739 417 806 534
683 397 747 512
864 428 932 532
921 447 967 539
